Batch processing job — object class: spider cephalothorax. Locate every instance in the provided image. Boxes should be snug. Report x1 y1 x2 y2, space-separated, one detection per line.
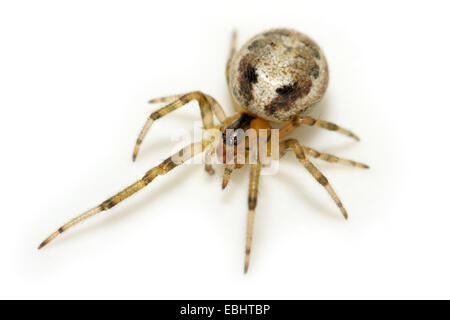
39 28 368 273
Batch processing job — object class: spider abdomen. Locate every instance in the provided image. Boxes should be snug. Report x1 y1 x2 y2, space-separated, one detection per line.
229 29 329 122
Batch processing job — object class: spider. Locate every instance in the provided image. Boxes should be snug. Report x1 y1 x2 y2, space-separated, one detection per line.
39 28 368 273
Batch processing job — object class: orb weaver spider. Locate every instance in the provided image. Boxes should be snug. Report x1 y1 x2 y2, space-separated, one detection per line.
39 29 368 273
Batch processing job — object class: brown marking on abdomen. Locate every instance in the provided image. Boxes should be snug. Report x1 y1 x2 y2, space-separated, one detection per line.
264 78 313 115
238 54 258 106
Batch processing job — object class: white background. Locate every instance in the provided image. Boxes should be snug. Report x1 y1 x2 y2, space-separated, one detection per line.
1 0 449 299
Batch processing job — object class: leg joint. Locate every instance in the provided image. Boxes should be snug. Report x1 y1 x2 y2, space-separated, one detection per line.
248 197 257 210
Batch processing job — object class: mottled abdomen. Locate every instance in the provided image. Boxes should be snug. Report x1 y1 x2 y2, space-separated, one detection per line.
229 29 329 122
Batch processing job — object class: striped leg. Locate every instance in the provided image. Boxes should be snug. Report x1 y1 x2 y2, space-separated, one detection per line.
149 94 226 123
39 140 212 249
204 144 216 175
279 116 360 141
280 139 348 219
148 94 184 104
149 93 226 175
133 91 226 161
222 163 235 189
303 146 369 169
244 162 261 273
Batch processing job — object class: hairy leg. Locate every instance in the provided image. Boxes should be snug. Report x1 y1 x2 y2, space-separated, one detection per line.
279 116 360 141
39 140 212 249
133 91 226 161
279 139 348 219
244 161 261 273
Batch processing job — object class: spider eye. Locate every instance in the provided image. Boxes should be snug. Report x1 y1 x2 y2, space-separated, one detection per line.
223 130 245 146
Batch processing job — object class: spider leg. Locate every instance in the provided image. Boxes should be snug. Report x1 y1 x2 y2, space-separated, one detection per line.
222 163 235 189
279 116 360 141
149 93 225 175
244 161 261 273
38 140 212 249
279 139 348 219
148 94 184 104
303 146 369 169
204 144 216 175
226 30 238 85
149 94 226 123
133 91 226 161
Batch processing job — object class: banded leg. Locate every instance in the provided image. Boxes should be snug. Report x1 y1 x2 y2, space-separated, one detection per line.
279 139 348 219
222 163 235 189
133 91 226 161
279 116 360 141
244 161 261 273
148 94 184 104
226 30 238 85
149 94 226 123
39 140 212 249
204 144 216 175
303 146 369 169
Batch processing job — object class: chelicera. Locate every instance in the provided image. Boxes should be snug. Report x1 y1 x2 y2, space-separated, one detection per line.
39 29 368 273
